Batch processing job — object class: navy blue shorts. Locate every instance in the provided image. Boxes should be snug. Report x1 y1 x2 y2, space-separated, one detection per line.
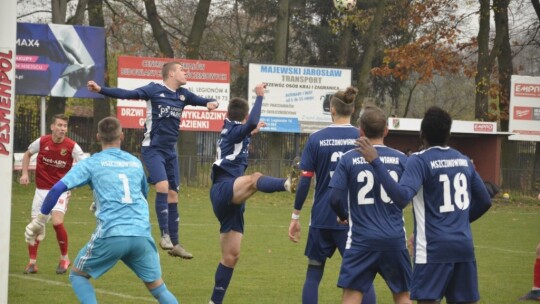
141 146 179 191
210 178 245 234
338 248 412 294
305 227 348 262
411 261 479 302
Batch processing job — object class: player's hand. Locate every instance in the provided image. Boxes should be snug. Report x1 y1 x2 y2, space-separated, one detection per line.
87 80 101 92
207 101 219 111
355 137 378 162
255 83 266 97
337 217 349 225
251 121 267 135
288 219 301 243
25 214 48 246
19 174 29 185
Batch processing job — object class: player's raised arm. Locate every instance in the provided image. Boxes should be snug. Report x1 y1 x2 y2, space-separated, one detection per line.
86 80 147 100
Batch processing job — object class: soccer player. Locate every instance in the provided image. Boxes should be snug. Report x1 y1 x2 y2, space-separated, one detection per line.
24 117 178 304
209 83 299 304
329 106 412 304
20 114 86 275
519 242 540 301
288 87 376 304
356 106 492 304
87 61 219 259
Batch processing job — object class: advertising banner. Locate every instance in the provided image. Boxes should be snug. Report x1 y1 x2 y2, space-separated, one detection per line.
248 63 352 133
509 75 540 141
0 0 16 301
15 22 105 98
116 56 229 131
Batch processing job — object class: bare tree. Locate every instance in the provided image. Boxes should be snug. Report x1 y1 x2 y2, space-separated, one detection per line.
186 0 212 59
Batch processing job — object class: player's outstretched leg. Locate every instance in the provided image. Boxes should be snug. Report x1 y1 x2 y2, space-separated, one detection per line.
519 243 540 301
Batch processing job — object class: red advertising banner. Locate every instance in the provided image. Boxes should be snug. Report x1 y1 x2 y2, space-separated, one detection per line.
116 56 230 131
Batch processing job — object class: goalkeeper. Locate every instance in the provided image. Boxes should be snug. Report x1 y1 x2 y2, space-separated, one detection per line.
25 117 178 304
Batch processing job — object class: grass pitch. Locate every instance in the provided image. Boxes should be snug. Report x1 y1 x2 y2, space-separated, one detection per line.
8 183 540 303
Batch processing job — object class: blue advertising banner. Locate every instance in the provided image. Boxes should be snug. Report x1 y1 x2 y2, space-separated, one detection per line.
15 22 105 98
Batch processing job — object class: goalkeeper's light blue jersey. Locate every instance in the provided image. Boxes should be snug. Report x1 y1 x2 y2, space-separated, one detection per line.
61 148 151 238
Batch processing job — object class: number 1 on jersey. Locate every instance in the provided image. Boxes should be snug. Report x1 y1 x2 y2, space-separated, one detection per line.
118 173 133 204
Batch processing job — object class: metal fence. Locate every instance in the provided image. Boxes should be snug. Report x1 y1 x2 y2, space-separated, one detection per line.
12 113 540 197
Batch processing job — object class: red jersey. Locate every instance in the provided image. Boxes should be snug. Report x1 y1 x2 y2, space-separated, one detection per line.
28 135 85 189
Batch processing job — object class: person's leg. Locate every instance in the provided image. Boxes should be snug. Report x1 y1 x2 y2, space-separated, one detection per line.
142 148 170 244
392 291 411 304
167 189 179 246
211 231 243 304
25 189 47 274
155 181 170 237
51 210 70 274
146 279 178 304
520 243 540 300
302 259 325 304
69 268 97 304
342 288 363 304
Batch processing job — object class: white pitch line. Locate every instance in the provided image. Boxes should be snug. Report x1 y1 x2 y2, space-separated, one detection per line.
10 274 155 302
475 245 534 255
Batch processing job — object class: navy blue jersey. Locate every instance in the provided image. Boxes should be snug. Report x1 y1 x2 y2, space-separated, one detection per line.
330 146 408 250
301 125 359 229
212 96 263 179
100 82 213 149
400 147 481 264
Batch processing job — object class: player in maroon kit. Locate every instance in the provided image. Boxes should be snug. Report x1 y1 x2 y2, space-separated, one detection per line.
20 114 86 275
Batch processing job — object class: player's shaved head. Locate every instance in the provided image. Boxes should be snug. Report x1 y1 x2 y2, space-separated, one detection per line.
359 106 387 139
98 116 122 144
227 98 249 122
162 61 182 79
331 86 357 117
421 106 452 146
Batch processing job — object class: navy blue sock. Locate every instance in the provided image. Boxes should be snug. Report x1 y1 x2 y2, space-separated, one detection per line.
302 264 324 304
155 192 169 235
361 283 377 304
168 203 179 245
211 263 234 304
256 176 286 193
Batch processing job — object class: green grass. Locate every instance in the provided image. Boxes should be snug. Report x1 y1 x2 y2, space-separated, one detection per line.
8 183 540 303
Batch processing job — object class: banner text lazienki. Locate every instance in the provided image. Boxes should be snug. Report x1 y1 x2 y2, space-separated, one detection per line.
116 56 230 131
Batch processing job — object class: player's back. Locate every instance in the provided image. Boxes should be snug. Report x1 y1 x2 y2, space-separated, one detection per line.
65 148 151 239
213 119 251 178
335 145 407 250
302 124 358 229
405 146 476 264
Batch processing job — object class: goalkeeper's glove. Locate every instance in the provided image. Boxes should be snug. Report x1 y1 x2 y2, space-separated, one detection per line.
25 213 48 246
